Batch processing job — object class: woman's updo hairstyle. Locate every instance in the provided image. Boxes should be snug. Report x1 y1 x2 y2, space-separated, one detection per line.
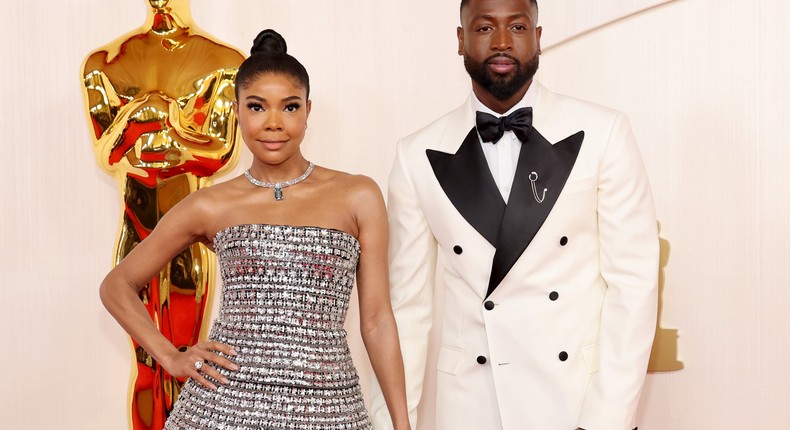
235 29 310 99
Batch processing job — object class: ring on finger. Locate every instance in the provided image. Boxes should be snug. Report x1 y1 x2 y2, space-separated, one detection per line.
194 360 204 371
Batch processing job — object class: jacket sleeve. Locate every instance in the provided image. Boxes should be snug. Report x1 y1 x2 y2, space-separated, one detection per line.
577 112 659 430
370 138 438 430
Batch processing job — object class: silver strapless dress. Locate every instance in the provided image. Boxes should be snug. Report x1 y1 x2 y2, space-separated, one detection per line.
164 224 372 430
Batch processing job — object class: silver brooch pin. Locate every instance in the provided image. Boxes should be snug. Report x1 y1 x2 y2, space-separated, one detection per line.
529 171 547 203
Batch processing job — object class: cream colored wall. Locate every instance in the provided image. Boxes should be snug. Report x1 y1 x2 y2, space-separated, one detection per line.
0 1 787 429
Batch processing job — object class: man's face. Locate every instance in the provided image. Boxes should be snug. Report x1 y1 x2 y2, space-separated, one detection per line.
458 0 542 102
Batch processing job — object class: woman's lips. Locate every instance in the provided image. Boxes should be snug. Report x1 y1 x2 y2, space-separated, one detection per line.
259 140 287 150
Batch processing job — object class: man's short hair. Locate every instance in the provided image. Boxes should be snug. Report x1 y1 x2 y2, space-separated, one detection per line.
460 0 539 15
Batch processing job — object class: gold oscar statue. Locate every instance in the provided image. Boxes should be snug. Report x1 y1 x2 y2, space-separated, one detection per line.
81 1 244 428
648 222 684 372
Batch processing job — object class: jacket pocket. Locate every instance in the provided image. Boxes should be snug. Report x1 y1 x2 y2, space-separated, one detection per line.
436 345 465 375
581 343 600 374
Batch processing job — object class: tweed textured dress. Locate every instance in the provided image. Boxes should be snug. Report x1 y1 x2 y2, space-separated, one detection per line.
164 224 371 430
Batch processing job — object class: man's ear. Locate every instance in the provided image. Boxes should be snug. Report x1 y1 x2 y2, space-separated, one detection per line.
457 26 465 56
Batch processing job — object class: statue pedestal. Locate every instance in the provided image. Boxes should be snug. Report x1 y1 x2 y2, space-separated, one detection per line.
648 328 684 372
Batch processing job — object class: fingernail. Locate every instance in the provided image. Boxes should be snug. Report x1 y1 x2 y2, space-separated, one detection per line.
221 377 230 384
229 364 240 371
230 348 238 356
209 384 218 391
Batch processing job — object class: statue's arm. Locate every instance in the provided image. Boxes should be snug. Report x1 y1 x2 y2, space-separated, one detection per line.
82 59 148 170
170 69 240 159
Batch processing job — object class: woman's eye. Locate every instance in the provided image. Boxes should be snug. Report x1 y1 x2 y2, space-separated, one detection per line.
284 103 300 113
247 103 264 112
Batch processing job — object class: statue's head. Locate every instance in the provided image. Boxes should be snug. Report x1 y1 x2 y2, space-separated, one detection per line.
148 0 169 10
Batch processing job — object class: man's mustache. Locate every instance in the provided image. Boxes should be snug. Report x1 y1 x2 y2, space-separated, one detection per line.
485 53 520 65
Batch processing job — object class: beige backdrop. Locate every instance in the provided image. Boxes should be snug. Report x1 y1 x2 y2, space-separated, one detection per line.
0 0 788 429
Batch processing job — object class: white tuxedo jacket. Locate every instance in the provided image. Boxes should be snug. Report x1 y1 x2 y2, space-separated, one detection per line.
371 83 658 430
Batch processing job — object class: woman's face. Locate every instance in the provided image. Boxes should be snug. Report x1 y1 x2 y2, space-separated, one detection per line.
235 73 311 166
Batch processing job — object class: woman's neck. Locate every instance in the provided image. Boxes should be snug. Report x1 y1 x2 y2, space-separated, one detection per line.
248 157 313 184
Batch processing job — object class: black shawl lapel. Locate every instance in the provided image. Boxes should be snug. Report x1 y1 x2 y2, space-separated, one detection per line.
486 129 585 298
426 128 506 245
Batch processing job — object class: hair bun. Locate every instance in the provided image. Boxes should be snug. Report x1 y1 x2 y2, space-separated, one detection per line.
251 29 287 56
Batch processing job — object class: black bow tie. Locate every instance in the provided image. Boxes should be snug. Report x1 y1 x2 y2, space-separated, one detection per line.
475 107 533 144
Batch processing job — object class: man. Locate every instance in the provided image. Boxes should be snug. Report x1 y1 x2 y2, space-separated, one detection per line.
370 0 658 429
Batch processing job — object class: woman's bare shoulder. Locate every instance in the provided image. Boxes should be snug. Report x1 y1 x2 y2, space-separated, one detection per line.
175 176 246 218
316 167 383 204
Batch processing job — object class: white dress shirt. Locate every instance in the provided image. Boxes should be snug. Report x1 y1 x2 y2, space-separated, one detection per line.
471 84 539 203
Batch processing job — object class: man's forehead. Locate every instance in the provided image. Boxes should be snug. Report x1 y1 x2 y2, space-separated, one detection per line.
462 0 538 22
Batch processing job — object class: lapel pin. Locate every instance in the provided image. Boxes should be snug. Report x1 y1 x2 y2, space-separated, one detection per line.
529 172 547 204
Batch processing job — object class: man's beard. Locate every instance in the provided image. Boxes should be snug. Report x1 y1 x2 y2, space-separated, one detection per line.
464 52 539 101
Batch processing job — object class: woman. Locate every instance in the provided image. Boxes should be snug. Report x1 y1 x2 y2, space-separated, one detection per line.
100 29 410 430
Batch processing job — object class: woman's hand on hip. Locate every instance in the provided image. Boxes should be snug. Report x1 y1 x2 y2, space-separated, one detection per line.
162 340 239 390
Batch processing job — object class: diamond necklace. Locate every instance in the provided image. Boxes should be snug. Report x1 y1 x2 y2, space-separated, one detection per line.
244 162 315 201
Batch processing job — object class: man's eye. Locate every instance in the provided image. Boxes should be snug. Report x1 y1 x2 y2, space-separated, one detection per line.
512 24 527 31
477 26 493 33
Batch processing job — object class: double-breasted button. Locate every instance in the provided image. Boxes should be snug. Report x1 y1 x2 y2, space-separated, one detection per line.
484 300 495 311
476 355 487 365
549 291 559 301
558 351 569 361
453 245 463 254
560 236 569 246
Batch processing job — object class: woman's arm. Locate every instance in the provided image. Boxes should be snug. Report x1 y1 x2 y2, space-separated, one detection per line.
99 189 238 390
352 176 411 430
